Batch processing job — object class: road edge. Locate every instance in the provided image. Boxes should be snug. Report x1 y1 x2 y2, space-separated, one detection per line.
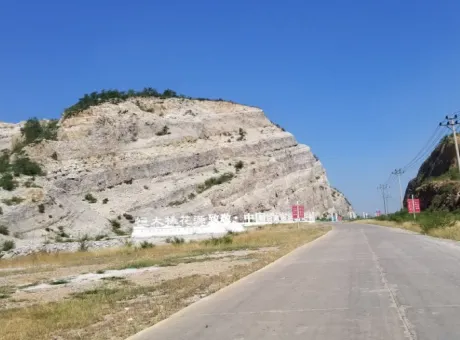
126 226 335 339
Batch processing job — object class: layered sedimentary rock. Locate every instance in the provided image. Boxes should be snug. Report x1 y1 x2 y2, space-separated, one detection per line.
0 98 352 241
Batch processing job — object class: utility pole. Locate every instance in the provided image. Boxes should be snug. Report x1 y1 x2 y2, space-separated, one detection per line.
440 114 460 174
377 184 389 214
392 169 405 211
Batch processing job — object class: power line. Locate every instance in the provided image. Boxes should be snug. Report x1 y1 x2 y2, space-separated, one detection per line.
402 127 445 172
402 126 441 170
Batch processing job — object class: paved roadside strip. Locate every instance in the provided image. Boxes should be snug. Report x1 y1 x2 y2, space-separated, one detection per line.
129 223 460 340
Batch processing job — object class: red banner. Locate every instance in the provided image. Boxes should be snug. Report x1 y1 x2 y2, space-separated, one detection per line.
407 198 421 213
292 205 305 219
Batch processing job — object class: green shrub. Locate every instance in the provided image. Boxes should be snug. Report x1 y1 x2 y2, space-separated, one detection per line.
271 121 286 131
234 160 244 171
79 236 89 252
62 88 233 119
49 279 69 285
0 173 17 191
102 198 109 204
203 235 233 246
113 229 127 236
64 88 180 118
376 210 459 234
12 156 43 176
41 120 59 140
139 241 155 249
123 213 134 221
237 128 247 141
376 210 412 223
84 193 97 203
187 192 196 200
0 152 10 173
21 118 43 145
38 204 45 213
110 219 121 229
165 236 185 245
156 126 170 136
419 212 455 234
110 219 126 235
51 152 58 160
0 225 9 236
20 118 58 146
57 229 70 238
2 240 15 251
2 196 24 206
196 172 234 193
171 236 185 245
161 89 177 98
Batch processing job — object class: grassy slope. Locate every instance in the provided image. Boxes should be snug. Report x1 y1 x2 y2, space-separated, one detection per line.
1 224 330 340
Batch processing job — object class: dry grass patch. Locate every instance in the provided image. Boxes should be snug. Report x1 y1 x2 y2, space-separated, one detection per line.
356 219 422 233
427 222 460 241
0 224 324 271
357 218 460 242
0 224 329 340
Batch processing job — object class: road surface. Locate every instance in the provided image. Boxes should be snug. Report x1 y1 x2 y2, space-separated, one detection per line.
129 223 460 340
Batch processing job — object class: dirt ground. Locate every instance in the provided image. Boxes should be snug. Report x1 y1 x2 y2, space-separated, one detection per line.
0 224 330 340
0 248 270 310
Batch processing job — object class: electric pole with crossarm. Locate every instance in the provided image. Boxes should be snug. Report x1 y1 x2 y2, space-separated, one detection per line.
377 184 389 215
440 114 460 174
392 169 405 211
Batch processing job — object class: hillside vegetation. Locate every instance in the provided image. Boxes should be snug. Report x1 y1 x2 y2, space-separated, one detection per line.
63 87 228 118
405 134 460 211
0 118 58 188
362 210 460 241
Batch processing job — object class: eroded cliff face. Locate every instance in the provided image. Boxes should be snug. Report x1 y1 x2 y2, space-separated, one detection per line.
0 98 352 240
0 122 22 151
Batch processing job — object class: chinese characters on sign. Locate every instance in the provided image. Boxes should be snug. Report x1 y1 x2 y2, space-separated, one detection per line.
137 214 235 228
407 198 421 214
291 205 305 219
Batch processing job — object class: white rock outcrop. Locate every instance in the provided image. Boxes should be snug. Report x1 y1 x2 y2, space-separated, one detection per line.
0 98 352 242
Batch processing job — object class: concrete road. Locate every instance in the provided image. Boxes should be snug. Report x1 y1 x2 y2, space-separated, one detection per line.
129 223 460 340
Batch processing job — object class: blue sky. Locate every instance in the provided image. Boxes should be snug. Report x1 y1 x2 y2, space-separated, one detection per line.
1 0 460 215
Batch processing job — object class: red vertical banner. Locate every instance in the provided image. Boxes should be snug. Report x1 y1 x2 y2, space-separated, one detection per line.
292 205 305 219
298 205 305 219
407 199 421 213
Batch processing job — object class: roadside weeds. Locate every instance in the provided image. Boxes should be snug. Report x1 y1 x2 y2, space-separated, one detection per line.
0 224 330 340
356 219 460 242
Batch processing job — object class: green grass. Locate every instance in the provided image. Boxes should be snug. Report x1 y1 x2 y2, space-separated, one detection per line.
0 285 15 299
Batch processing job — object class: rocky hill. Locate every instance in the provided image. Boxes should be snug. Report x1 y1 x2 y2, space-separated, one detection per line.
0 92 352 248
405 134 460 211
